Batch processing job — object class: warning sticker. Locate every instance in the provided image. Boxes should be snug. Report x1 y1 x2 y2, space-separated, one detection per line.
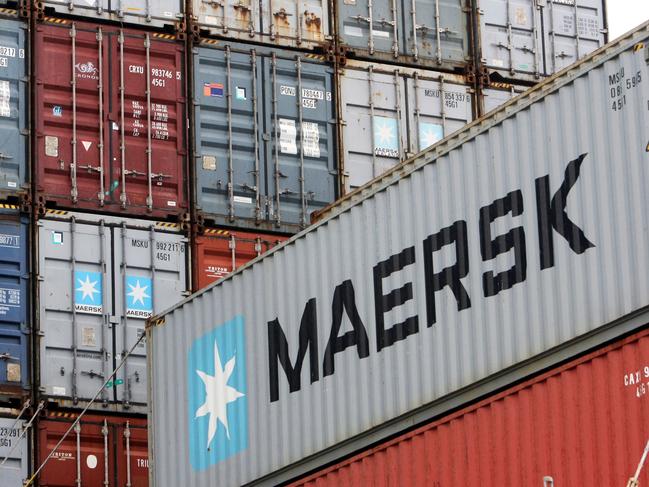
0 80 10 117
279 118 297 155
302 122 320 158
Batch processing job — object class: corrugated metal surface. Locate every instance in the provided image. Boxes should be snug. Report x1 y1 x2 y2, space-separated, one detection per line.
0 416 28 485
0 208 30 398
34 20 187 220
0 18 28 199
191 0 330 50
38 211 188 413
290 327 649 486
149 22 649 486
338 60 474 191
37 412 148 486
39 0 183 30
336 0 469 69
194 42 337 232
193 228 289 290
480 81 528 115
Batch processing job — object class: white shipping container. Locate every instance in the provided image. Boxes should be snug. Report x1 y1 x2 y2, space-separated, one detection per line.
148 21 649 487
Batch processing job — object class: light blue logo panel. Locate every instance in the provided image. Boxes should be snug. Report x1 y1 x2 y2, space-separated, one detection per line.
74 271 102 315
373 116 399 158
126 275 153 319
418 122 444 151
188 316 248 470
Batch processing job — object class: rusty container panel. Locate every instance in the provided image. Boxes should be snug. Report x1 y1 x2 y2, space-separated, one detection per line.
479 82 529 116
34 20 187 220
37 412 148 487
290 327 649 487
193 228 289 290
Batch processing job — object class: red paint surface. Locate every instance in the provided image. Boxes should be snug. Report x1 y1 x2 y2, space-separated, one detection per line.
193 228 289 290
38 413 148 487
35 20 187 219
291 328 649 487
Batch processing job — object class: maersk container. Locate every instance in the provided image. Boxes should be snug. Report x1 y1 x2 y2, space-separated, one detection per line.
338 60 474 192
0 416 29 485
194 41 337 232
148 21 649 486
337 0 469 70
37 210 188 414
479 81 528 115
290 327 649 487
191 0 330 51
37 0 183 31
0 17 28 200
34 20 188 220
0 207 30 400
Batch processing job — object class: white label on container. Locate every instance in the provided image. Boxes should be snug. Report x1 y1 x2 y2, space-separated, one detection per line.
236 87 247 100
234 195 253 204
302 122 320 158
163 11 173 17
0 287 20 308
82 327 96 347
491 58 505 67
52 386 66 396
302 88 324 100
0 234 19 248
280 85 296 97
203 155 217 171
45 136 59 157
86 455 98 469
167 201 177 207
0 80 9 117
344 25 363 37
205 15 218 25
6 363 20 382
279 118 297 155
372 30 390 38
7 181 16 188
82 140 92 151
0 58 7 68
302 98 317 109
0 47 16 58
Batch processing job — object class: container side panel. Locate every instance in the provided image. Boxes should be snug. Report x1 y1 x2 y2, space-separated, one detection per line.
0 417 27 485
481 84 528 114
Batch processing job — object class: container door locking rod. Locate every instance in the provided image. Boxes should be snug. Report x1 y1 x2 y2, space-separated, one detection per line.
627 439 649 487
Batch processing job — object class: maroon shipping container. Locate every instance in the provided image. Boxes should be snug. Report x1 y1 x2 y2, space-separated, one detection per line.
34 20 187 219
193 227 289 290
290 327 649 487
38 412 148 486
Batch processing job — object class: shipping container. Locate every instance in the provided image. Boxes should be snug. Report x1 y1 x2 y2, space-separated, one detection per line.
479 81 528 115
37 0 184 31
0 17 28 201
338 60 474 192
194 41 337 232
148 20 649 486
0 207 30 400
336 0 469 70
290 327 649 486
37 412 147 486
0 416 29 486
477 0 607 83
37 210 188 414
34 20 188 220
191 0 331 51
193 227 289 290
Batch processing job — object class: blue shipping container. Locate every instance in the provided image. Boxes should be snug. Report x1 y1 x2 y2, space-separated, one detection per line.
0 207 30 397
0 17 28 199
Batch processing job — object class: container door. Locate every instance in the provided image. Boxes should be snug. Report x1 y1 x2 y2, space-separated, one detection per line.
38 218 113 405
263 54 337 229
113 224 187 408
337 0 400 57
263 0 328 47
108 29 187 217
0 20 27 195
194 46 265 227
0 212 29 392
543 0 605 73
0 418 28 485
478 0 541 79
404 74 473 155
403 0 467 65
339 65 407 192
116 419 149 486
112 0 184 27
194 0 261 41
39 0 111 23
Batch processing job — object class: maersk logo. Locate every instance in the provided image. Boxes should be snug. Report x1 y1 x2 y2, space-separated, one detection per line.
74 271 102 315
126 275 152 319
188 316 247 470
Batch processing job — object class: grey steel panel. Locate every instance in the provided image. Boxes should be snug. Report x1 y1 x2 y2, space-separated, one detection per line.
0 18 27 198
40 0 183 30
149 21 649 487
481 83 528 114
0 417 28 486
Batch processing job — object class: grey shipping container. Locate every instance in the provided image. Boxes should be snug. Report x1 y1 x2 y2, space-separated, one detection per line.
194 42 337 233
37 210 188 414
0 416 29 486
338 60 474 192
37 0 184 31
0 17 28 200
477 0 607 83
148 21 649 486
337 0 469 69
191 0 331 50
479 81 528 115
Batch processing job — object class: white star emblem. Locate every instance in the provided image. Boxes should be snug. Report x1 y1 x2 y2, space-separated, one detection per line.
127 279 150 306
76 275 100 302
420 126 442 150
376 120 395 145
195 341 245 449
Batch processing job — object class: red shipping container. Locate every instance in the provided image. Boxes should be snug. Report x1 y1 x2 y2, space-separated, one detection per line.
38 412 148 486
291 327 649 487
34 20 187 219
193 228 289 290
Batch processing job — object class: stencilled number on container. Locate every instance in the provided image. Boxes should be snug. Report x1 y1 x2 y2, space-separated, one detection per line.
280 85 296 97
0 426 19 448
609 67 642 111
0 58 7 68
0 47 16 58
151 68 173 88
623 365 649 398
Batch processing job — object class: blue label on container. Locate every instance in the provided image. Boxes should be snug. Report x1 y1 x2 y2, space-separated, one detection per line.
373 116 399 158
126 275 152 319
74 271 102 315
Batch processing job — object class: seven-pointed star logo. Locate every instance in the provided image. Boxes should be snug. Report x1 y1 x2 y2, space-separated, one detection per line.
127 279 150 306
376 120 395 145
195 340 246 449
76 275 100 302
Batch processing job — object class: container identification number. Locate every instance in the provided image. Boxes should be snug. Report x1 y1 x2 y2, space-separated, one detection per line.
609 67 642 112
624 365 649 399
0 47 16 58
